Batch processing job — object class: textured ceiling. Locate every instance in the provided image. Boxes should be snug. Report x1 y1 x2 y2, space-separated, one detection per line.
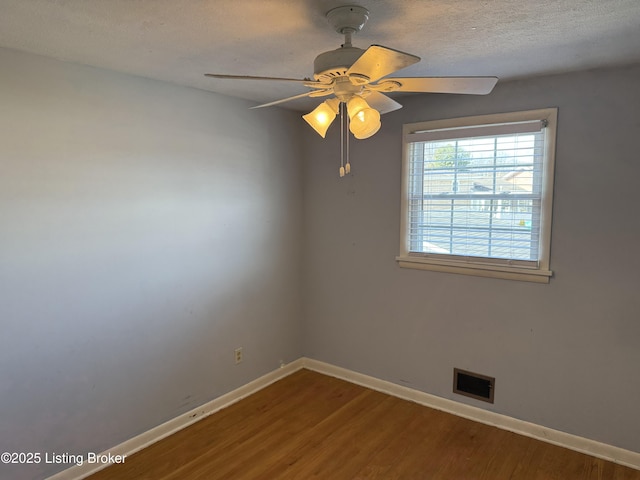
1 0 640 111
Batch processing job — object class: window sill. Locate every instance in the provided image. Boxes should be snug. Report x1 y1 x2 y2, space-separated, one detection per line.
395 255 552 283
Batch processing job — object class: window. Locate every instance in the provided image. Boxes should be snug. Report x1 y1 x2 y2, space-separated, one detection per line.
398 108 557 283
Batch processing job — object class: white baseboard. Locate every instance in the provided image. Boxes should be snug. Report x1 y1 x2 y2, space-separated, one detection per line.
301 357 640 471
45 359 305 480
47 356 639 478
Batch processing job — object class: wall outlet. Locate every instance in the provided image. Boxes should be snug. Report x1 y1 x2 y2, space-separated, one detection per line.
234 347 243 364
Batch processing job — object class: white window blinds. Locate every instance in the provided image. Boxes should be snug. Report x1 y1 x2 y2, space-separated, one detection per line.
405 119 548 267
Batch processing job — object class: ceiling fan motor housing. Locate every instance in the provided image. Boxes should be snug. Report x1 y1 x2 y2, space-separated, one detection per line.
313 46 365 82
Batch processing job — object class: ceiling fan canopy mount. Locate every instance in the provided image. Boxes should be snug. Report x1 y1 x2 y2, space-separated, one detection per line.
325 5 370 35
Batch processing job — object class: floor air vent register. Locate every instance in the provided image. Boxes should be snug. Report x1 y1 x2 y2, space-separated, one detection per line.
453 368 495 403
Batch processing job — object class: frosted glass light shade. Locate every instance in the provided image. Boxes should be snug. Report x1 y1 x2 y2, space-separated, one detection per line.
302 98 340 138
347 96 381 139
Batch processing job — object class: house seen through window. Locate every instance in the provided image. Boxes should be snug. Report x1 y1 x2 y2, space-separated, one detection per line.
398 109 558 283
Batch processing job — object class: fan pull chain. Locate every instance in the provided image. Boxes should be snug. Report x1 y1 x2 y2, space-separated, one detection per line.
339 102 345 177
345 112 351 174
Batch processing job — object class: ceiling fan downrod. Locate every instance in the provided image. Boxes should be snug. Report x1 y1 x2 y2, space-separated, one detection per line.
342 30 354 48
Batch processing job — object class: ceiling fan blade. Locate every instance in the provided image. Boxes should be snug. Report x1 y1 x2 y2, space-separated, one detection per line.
347 45 420 84
249 91 314 109
205 73 312 83
364 91 403 115
382 76 498 95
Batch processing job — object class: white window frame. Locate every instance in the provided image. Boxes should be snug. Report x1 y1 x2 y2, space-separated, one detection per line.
397 108 558 283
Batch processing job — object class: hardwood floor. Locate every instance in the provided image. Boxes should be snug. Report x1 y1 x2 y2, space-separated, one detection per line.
88 369 640 479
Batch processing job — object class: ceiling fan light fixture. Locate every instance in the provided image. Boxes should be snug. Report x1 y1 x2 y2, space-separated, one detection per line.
347 96 381 139
302 98 340 138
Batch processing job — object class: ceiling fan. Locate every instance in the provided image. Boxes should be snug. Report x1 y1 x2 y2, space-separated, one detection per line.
205 5 497 175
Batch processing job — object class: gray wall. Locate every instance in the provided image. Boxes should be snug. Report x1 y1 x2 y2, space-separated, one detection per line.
0 48 303 479
2 44 639 480
302 64 640 453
